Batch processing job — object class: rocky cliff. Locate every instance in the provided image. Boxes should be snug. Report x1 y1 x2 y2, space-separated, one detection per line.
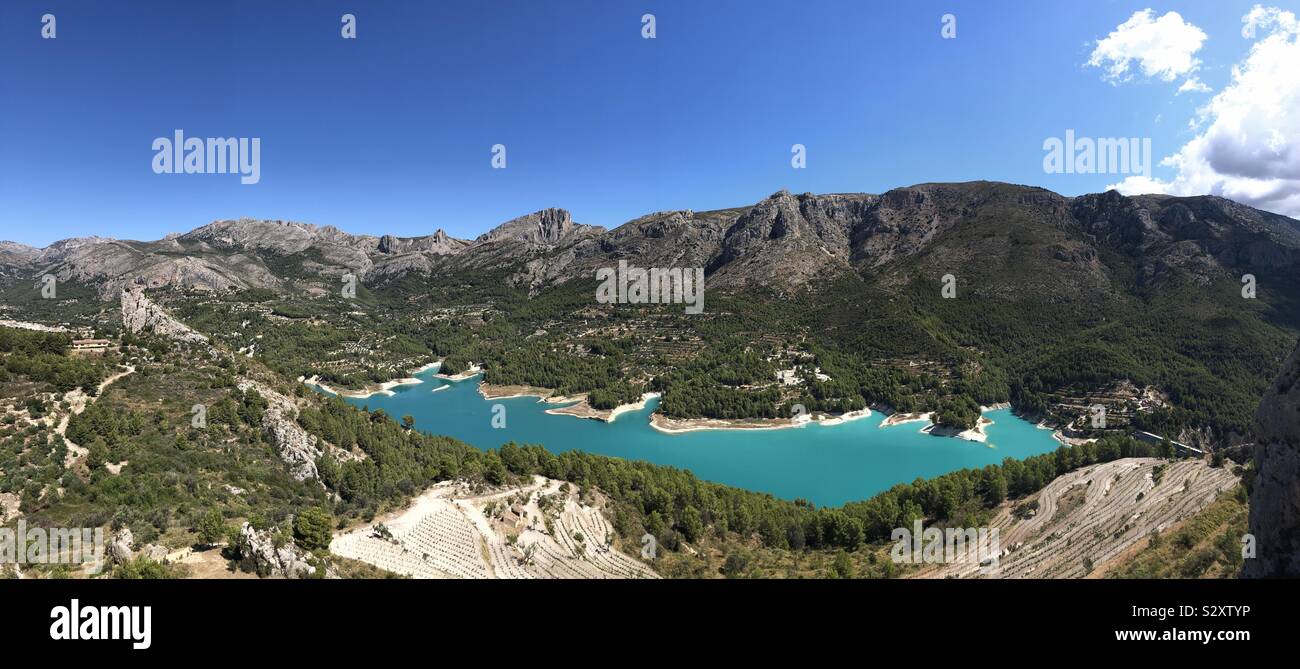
6 183 1299 300
488 183 1300 297
120 286 209 344
237 380 322 482
0 241 38 274
1244 341 1300 577
377 229 463 255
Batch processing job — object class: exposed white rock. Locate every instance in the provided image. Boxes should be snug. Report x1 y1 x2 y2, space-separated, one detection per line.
236 523 315 578
138 544 169 563
106 527 135 564
237 379 321 481
120 286 208 343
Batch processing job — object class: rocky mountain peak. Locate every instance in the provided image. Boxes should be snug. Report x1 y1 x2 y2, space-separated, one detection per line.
533 207 573 242
0 241 39 269
376 229 464 256
474 208 588 246
6 182 1298 302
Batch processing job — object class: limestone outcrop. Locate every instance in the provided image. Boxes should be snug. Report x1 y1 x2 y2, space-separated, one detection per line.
120 286 209 343
237 380 321 482
106 528 135 564
9 184 1296 300
235 523 316 578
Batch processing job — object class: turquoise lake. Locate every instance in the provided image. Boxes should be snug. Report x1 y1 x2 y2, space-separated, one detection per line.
326 368 1062 508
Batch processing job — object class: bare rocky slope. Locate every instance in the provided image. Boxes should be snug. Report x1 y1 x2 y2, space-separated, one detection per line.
5 182 1298 300
120 286 209 343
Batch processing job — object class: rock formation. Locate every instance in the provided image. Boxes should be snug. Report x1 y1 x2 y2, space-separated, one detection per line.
237 380 322 482
103 527 169 567
235 523 316 578
1244 341 1300 577
106 527 135 564
377 229 462 255
120 287 209 343
6 183 1298 299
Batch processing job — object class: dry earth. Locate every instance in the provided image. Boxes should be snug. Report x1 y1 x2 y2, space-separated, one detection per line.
330 476 659 579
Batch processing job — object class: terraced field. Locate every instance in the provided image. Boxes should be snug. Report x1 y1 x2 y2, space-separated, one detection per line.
910 458 1239 579
330 476 659 579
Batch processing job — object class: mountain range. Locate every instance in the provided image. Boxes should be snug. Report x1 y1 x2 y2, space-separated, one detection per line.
4 180 1300 579
5 181 1299 301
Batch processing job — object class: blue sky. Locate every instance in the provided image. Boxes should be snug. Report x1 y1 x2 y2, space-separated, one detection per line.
0 0 1291 246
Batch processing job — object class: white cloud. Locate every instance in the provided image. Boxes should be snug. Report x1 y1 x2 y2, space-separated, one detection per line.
1242 5 1297 38
1177 77 1211 94
1110 6 1300 217
1088 9 1208 89
1109 175 1171 195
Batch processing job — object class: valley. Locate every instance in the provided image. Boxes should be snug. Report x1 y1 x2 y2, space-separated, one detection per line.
323 365 1064 508
1 181 1296 579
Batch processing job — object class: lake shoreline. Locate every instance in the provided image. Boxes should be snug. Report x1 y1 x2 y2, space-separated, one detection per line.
324 377 1065 508
302 360 441 399
313 365 1055 447
648 407 873 434
433 363 483 382
478 382 666 425
923 415 995 444
478 381 580 403
478 378 882 433
874 404 1011 445
545 392 663 423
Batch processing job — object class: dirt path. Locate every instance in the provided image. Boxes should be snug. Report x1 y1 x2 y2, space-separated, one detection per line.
57 364 135 468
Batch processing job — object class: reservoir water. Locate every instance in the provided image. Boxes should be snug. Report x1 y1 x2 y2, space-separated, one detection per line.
326 368 1062 507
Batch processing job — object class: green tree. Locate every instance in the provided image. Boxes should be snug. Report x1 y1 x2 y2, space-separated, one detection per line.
830 550 855 579
680 506 703 543
722 550 752 578
114 557 172 579
293 507 334 552
196 508 228 548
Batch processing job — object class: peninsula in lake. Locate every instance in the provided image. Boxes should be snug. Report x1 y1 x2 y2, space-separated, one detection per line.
3 181 1294 578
